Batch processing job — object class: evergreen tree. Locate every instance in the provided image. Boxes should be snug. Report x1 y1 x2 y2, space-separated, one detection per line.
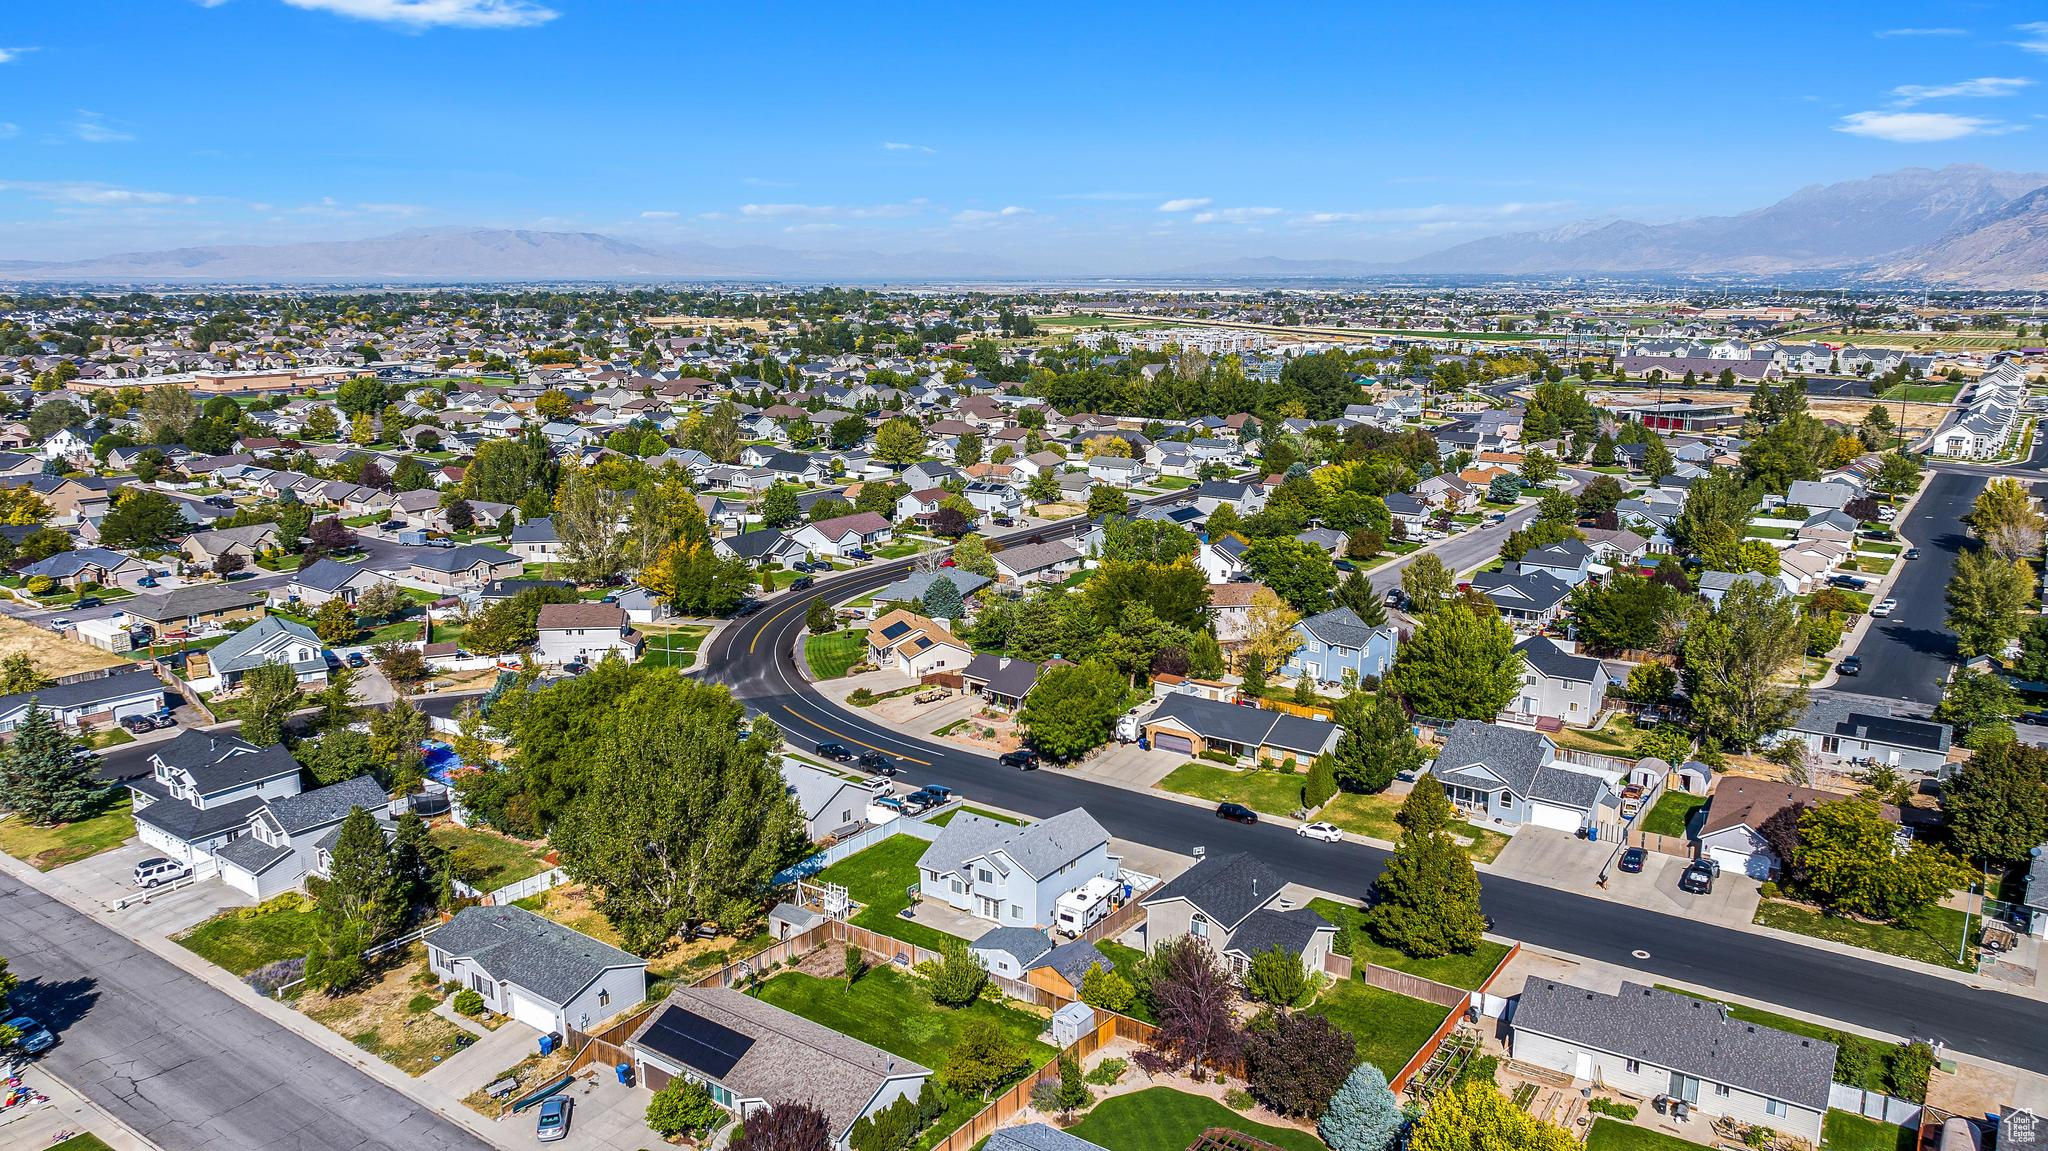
236 661 305 747
1321 1063 1404 1151
1366 777 1485 958
1332 691 1425 794
0 704 100 825
922 575 965 620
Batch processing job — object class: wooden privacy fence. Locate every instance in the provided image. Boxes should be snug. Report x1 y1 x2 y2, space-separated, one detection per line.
1388 942 1521 1096
1631 829 1693 858
1079 898 1146 946
1361 964 1470 1010
930 1012 1160 1151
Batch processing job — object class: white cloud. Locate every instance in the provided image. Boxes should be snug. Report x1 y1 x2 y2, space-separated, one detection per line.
1889 76 2033 106
952 206 1031 224
71 112 135 143
1836 110 2023 141
880 141 936 154
2019 22 2048 54
0 47 34 64
280 0 558 29
1876 27 1965 38
1190 206 1281 224
0 181 198 206
1157 197 1211 212
639 210 679 219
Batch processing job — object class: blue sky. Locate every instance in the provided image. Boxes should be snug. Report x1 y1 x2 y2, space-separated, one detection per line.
4 1 2047 270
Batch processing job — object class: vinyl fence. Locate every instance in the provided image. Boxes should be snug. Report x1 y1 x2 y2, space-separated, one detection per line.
455 866 569 907
1830 1084 1924 1129
772 812 945 884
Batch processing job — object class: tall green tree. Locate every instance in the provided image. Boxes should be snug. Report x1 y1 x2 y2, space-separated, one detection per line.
1366 777 1485 958
873 417 926 465
1331 690 1425 794
1679 581 1806 750
1387 604 1522 720
1320 1064 1403 1151
368 696 429 796
236 661 305 747
1942 742 2048 867
1946 548 2033 658
0 704 99 825
1399 553 1455 612
1243 537 1338 614
1796 800 1970 922
99 489 188 549
1021 659 1133 760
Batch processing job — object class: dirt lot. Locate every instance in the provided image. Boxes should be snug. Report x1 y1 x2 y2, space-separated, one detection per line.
1592 386 1954 433
297 946 476 1076
0 614 131 678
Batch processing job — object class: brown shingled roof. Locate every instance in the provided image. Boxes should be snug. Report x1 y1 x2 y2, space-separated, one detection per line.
536 602 626 630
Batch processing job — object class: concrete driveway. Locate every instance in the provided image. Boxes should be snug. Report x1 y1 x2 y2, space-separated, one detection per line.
1490 827 1759 928
47 841 251 936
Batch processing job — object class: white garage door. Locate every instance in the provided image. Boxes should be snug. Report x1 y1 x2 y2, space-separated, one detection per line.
1709 846 1770 880
508 990 557 1032
1528 801 1582 832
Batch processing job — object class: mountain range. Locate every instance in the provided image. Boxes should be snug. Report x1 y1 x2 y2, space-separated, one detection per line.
4 166 2047 287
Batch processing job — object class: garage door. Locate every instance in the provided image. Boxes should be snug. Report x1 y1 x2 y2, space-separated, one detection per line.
1527 801 1582 832
507 990 557 1032
1152 732 1194 755
1709 846 1770 880
641 1062 672 1093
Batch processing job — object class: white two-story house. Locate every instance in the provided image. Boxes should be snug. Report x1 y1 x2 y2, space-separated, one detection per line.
533 602 641 666
916 808 1116 931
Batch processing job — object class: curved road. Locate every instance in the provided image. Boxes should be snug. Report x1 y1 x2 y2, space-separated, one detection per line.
703 504 2048 1074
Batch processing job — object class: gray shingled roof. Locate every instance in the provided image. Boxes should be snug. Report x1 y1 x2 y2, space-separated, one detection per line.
126 583 266 622
0 668 165 718
971 926 1054 967
1515 636 1605 684
426 905 643 1005
131 790 264 842
1141 851 1284 931
173 743 302 797
987 1125 1111 1151
213 834 293 874
1792 695 1952 755
1146 693 1340 757
1031 939 1112 990
263 774 386 835
1515 980 1836 1111
1222 906 1333 960
1296 606 1385 652
1432 719 1554 797
918 809 1108 882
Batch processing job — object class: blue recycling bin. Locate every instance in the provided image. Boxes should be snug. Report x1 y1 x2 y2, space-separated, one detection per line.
1587 825 1599 842
537 1032 556 1056
616 1062 634 1086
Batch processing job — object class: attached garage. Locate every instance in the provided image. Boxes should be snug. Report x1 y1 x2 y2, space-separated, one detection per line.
1708 845 1771 880
1527 800 1584 833
1152 732 1195 755
507 988 560 1033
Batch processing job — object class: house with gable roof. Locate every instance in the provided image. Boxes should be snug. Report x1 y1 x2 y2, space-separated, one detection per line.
1428 719 1621 832
916 808 1117 930
1507 636 1609 727
427 904 647 1036
1281 605 1398 687
1138 850 1335 980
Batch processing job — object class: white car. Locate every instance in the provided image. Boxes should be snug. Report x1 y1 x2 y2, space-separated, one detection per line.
1871 598 1898 618
1296 821 1344 842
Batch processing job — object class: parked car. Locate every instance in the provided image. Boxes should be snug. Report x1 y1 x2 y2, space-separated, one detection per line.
132 857 191 888
1215 802 1259 825
136 576 159 588
814 742 855 762
992 516 1015 527
1871 598 1898 618
998 750 1039 770
1904 547 1921 559
1837 655 1862 676
791 576 814 591
535 1096 572 1142
74 597 101 610
47 618 70 630
424 538 457 549
346 652 368 668
224 571 256 581
1296 821 1342 842
858 750 896 775
1617 847 1647 874
846 548 872 561
1385 589 1409 609
1678 862 1715 895
4 1016 54 1056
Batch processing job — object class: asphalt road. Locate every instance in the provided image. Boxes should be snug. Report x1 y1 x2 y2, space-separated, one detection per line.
702 525 2048 1073
1837 470 1983 708
0 871 494 1151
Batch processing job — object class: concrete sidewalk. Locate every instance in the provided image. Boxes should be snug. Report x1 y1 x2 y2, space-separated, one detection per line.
0 1061 160 1151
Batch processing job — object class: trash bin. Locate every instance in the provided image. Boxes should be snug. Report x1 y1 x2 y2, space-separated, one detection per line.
1586 825 1599 842
537 1032 557 1056
616 1062 634 1087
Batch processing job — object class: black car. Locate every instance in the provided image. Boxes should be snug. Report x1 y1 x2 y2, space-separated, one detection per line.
858 750 896 775
1837 655 1862 676
815 742 856 762
1616 847 1647 874
1678 862 1715 895
1904 547 1921 559
847 548 872 561
992 516 1015 527
345 652 369 668
74 597 101 609
1216 802 1259 825
998 750 1039 770
791 575 814 590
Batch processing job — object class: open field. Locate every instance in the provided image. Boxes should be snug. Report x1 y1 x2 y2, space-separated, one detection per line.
0 614 132 678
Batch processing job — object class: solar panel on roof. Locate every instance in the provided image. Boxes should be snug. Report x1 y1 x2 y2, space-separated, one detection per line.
881 621 911 640
640 1007 755 1080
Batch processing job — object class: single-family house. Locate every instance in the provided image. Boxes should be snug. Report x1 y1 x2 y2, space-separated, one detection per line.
872 569 991 612
1507 637 1609 727
180 524 281 570
401 544 522 589
207 616 329 688
508 516 563 564
1086 456 1153 488
916 808 1116 930
1511 979 1835 1144
959 654 1043 711
1429 719 1620 831
865 609 972 677
715 528 810 569
211 774 390 901
19 547 150 592
781 757 871 842
1139 851 1335 980
1140 693 1342 764
426 905 647 1035
127 584 268 631
1518 539 1595 587
534 602 640 666
128 734 305 870
1696 778 1892 880
993 539 1081 585
1775 695 1953 775
284 558 394 609
0 667 167 733
1281 606 1398 687
1468 566 1575 626
791 511 893 559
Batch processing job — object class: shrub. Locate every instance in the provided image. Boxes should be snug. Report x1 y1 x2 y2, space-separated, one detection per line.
1084 1057 1127 1086
927 942 988 1007
453 988 485 1016
850 1083 948 1151
1079 965 1134 1014
1224 1089 1255 1111
1758 881 1781 900
1885 1041 1934 1104
24 575 54 595
849 688 876 707
647 1079 723 1138
243 957 306 997
1242 946 1308 1006
1586 1098 1637 1121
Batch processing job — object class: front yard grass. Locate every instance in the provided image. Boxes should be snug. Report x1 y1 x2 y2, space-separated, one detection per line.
49 1136 117 1151
1308 897 1512 990
927 805 1022 827
176 893 322 976
1754 899 1974 971
1315 791 1510 862
752 965 1055 1075
813 834 960 953
1067 1087 1325 1151
0 795 134 870
429 823 554 895
298 947 473 1076
1824 1109 1916 1151
636 624 712 669
805 629 866 679
1586 1118 1700 1151
1641 790 1707 838
1157 762 1307 816
1307 978 1453 1077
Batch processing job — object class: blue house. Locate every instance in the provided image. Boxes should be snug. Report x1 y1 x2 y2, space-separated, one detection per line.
1282 606 1398 688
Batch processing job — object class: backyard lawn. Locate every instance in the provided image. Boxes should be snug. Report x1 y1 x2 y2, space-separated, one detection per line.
1824 1109 1916 1151
0 796 135 870
429 824 554 895
928 806 1022 827
1095 941 1157 1023
1546 715 1645 758
1641 791 1707 838
1316 791 1509 862
1586 1119 1700 1151
812 834 958 953
752 966 1055 1073
1308 897 1512 989
805 629 867 679
1157 762 1308 816
1306 978 1453 1078
1067 1088 1324 1151
177 894 322 976
1754 899 1973 971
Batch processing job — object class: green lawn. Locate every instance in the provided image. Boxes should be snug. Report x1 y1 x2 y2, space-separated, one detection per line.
813 835 958 953
1876 382 1963 403
928 806 1022 827
1745 524 1795 540
49 1135 117 1151
1546 715 1644 757
1586 1119 1700 1151
0 796 135 870
430 825 554 894
805 629 866 679
637 625 712 669
1754 900 1974 971
1825 1110 1916 1151
1096 941 1157 1023
1315 791 1509 862
874 541 925 559
1641 791 1706 838
1067 1088 1325 1151
1306 977 1454 1078
1653 985 1900 1094
176 894 322 976
753 966 1056 1074
1157 762 1307 816
1149 476 1198 490
1308 897 1512 989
